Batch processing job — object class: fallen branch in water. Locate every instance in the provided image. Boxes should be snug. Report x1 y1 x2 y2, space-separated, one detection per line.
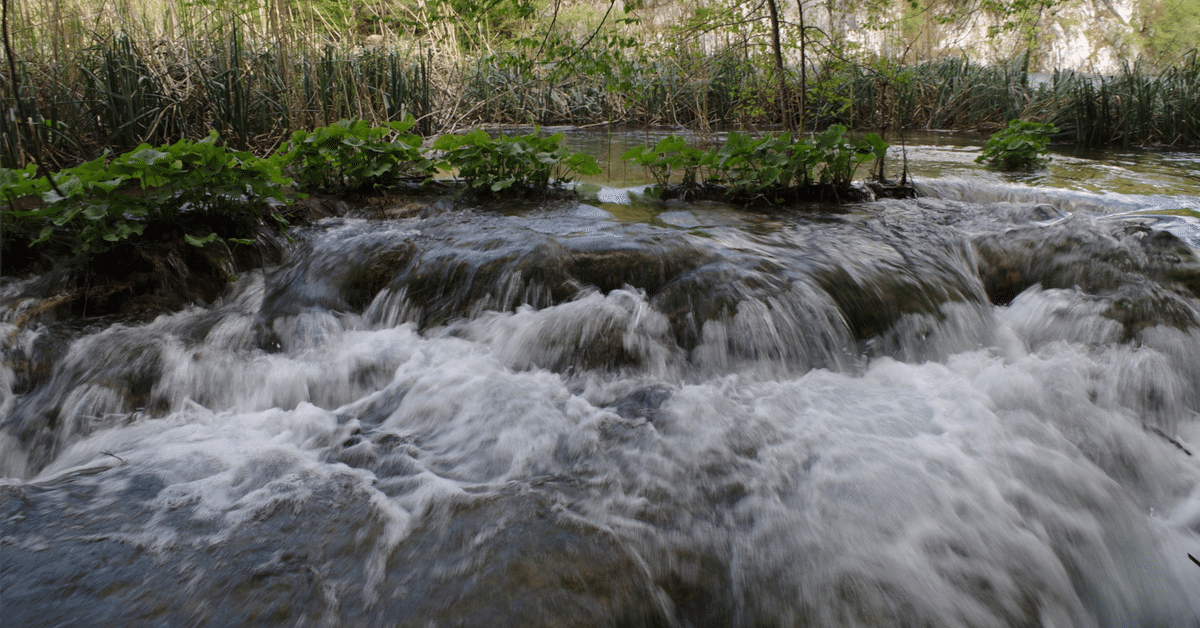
1189 553 1200 569
1144 425 1193 456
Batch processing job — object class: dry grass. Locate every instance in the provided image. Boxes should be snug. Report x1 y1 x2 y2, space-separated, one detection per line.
3 0 1200 169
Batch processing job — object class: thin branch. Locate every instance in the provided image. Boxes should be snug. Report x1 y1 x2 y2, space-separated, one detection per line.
3 0 65 197
553 0 619 67
535 0 562 62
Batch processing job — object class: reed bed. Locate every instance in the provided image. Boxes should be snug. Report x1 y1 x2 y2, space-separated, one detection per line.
0 0 435 167
4 0 1200 169
813 54 1200 147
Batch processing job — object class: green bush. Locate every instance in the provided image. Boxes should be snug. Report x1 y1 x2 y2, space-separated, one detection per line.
707 132 808 197
272 117 436 192
1 122 608 260
1 132 291 253
432 128 601 198
975 120 1059 170
622 126 887 201
812 125 888 187
619 135 706 188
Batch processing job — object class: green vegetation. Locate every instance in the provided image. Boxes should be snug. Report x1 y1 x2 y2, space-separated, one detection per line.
1 0 1199 177
812 55 1200 148
0 132 290 253
1 121 602 258
976 119 1058 170
0 0 1198 270
432 128 601 199
622 126 887 203
1137 0 1200 62
273 117 435 192
1142 208 1200 220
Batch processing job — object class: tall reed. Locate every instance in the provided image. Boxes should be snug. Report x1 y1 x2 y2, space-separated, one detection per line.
0 0 436 167
811 54 1200 147
4 0 1200 170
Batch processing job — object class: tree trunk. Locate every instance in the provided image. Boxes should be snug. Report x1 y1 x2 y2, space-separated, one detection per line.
766 0 791 130
796 0 806 132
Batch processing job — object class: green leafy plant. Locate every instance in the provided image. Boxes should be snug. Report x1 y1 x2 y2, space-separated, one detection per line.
811 124 882 187
622 127 888 202
620 135 707 188
976 119 1059 170
1 132 291 253
272 117 436 192
433 128 601 198
709 132 806 197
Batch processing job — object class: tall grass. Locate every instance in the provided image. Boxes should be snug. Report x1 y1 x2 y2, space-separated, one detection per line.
4 0 1200 170
812 54 1200 147
0 0 434 167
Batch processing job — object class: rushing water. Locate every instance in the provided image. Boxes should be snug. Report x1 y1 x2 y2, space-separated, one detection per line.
3 129 1200 627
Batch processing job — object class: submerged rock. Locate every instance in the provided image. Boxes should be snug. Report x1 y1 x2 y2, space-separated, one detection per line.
0 474 675 628
973 216 1200 337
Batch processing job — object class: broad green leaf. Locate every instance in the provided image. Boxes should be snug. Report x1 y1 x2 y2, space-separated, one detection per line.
82 203 110 220
52 205 84 225
621 146 647 161
126 148 171 166
432 134 467 151
43 175 84 203
33 224 54 244
184 232 221 247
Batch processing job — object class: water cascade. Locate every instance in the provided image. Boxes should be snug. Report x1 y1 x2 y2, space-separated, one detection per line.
3 132 1200 627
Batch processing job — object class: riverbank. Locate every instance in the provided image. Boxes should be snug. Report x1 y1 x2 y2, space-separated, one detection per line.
4 2 1200 172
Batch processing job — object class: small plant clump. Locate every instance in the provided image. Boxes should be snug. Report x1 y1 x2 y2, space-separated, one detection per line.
1 122 606 262
273 117 436 192
1 132 292 254
975 120 1059 170
432 128 602 199
622 125 888 204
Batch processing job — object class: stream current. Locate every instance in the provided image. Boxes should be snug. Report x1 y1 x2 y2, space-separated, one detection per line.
3 130 1200 627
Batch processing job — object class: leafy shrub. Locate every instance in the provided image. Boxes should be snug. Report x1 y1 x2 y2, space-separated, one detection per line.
272 117 436 192
709 132 807 197
620 135 708 188
976 120 1059 170
1 132 291 253
621 126 888 201
432 128 602 198
812 125 888 187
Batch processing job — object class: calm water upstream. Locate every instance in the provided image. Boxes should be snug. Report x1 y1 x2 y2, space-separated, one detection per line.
3 128 1200 627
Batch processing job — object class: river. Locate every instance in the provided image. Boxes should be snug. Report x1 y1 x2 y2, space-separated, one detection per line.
2 128 1200 627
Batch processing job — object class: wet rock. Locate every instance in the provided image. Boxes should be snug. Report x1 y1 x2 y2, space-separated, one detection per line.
809 229 985 344
1 470 675 628
658 182 872 205
377 491 674 628
975 218 1200 333
3 331 167 473
2 219 287 325
1139 228 1200 299
387 237 573 325
610 383 674 421
1030 203 1066 221
866 179 918 200
1102 284 1200 339
258 233 419 321
564 237 703 296
973 217 1136 305
652 262 788 351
